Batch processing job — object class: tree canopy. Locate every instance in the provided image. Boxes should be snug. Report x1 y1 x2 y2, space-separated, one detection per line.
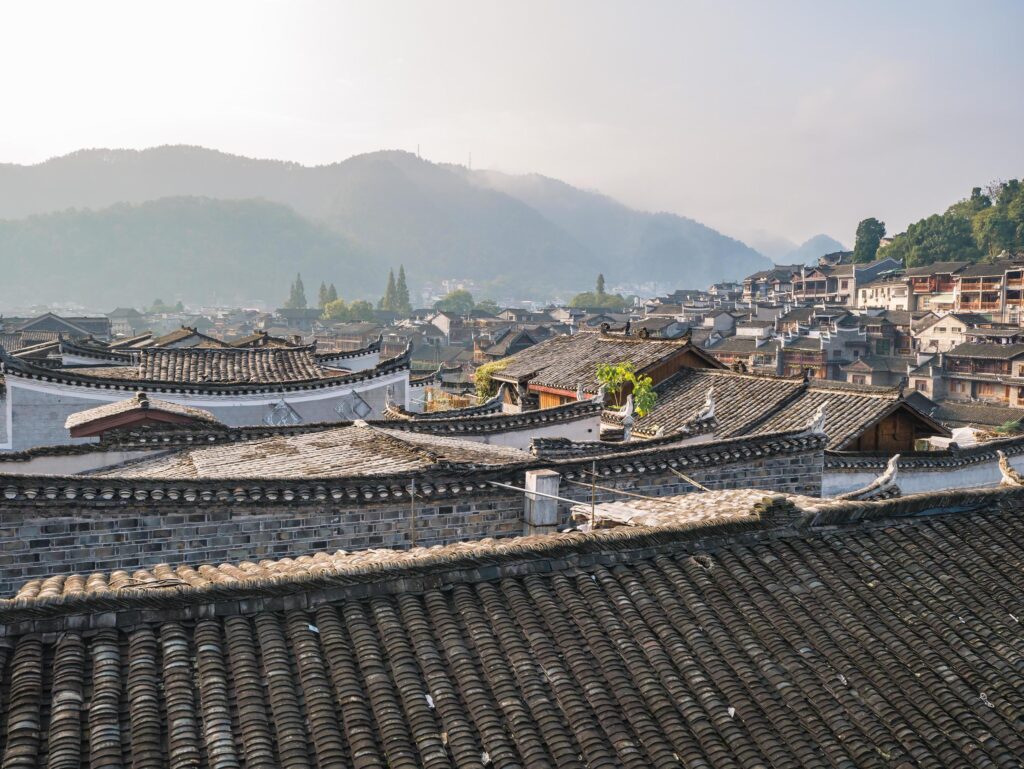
879 180 1024 267
569 273 626 309
284 273 307 309
434 289 475 315
853 218 886 263
378 265 412 315
596 361 657 417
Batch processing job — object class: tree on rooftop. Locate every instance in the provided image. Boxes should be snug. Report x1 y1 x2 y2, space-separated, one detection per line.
318 281 329 309
435 289 475 315
596 361 657 416
474 358 510 399
853 218 886 263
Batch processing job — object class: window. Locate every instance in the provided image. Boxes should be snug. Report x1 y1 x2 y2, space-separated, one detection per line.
852 375 866 385
936 327 946 333
841 280 849 289
915 380 928 391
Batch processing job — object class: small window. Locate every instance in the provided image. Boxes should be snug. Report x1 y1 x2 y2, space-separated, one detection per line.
915 380 928 391
852 375 866 385
936 327 946 333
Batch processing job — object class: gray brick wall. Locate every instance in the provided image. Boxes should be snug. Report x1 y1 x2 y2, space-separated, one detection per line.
0 494 524 595
0 447 823 595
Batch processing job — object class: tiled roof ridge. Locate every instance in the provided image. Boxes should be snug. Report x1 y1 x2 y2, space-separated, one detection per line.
2 485 1010 627
0 497 794 623
314 333 382 361
0 344 411 394
59 337 136 362
826 431 1024 470
384 385 506 421
385 398 604 436
0 429 826 505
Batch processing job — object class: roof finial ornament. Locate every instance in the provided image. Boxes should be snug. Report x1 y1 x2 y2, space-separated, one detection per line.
576 382 585 401
836 454 901 500
619 394 635 441
696 386 715 422
805 403 827 435
593 383 607 404
997 450 1024 487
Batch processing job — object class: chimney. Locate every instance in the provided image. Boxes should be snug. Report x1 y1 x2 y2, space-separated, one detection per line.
523 469 561 535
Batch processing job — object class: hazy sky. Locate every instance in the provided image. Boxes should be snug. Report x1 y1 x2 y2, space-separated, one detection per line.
3 1 1022 246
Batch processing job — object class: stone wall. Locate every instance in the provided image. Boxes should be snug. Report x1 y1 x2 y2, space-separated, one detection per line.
556 449 823 514
0 441 824 595
0 492 524 596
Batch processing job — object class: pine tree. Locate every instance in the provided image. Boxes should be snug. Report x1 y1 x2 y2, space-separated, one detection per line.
379 269 397 311
318 282 329 309
285 273 307 309
395 265 412 315
596 273 606 296
327 283 338 303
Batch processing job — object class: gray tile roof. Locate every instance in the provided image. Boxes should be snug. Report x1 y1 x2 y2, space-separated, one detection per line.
947 342 1024 360
632 369 946 449
64 392 221 431
2 488 1024 765
95 422 534 479
493 331 716 392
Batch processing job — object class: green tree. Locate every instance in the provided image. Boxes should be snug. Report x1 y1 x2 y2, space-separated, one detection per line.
318 281 329 309
568 290 627 310
880 213 981 267
326 283 338 303
853 218 886 263
395 265 412 315
596 361 657 417
435 289 475 315
284 273 307 309
596 273 606 295
322 298 348 321
474 358 510 399
475 299 500 315
348 299 375 321
379 269 397 310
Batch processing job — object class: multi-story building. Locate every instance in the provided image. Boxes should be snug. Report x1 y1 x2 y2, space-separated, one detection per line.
741 265 800 303
943 342 1024 407
856 275 910 310
954 259 1024 323
904 261 968 312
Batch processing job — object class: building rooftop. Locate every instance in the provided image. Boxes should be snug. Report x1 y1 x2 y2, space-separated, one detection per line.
946 342 1024 360
93 421 534 479
631 369 947 449
492 330 719 392
1 485 1023 766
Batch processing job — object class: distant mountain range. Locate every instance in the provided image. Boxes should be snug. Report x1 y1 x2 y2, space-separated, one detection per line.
0 146 773 306
744 231 847 264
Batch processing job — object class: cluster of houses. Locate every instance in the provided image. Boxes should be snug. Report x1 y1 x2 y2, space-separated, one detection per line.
3 282 1024 762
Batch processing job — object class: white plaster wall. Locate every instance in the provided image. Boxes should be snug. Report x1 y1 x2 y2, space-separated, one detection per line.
452 414 601 451
0 449 160 476
320 350 380 373
1 370 408 451
822 452 1024 496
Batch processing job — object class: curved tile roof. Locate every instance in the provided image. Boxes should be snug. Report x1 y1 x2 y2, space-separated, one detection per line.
0 489 1022 765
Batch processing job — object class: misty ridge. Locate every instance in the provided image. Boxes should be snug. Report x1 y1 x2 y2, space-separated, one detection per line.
0 146 776 307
